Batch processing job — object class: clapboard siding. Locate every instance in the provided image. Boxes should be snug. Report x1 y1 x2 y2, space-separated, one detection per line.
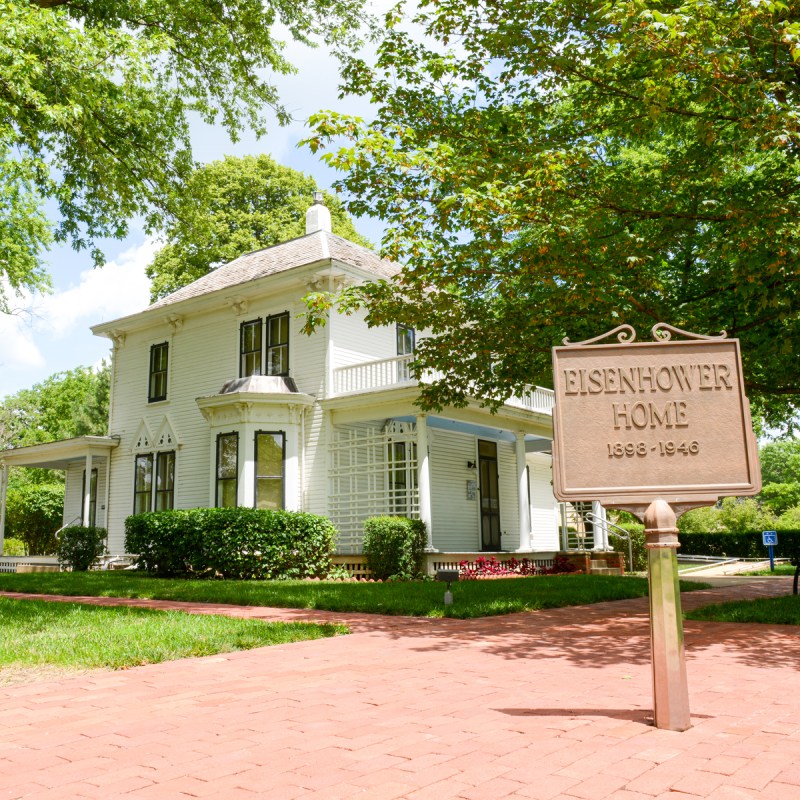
429 433 524 553
106 286 328 549
88 250 560 556
332 308 396 367
303 405 328 518
497 440 520 550
63 461 108 530
429 429 480 551
528 453 560 551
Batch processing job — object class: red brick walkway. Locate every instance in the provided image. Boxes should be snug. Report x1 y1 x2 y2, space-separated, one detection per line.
2 579 799 799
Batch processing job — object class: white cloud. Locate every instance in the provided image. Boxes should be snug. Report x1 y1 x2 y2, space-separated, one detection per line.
0 308 46 371
32 238 156 335
0 239 155 398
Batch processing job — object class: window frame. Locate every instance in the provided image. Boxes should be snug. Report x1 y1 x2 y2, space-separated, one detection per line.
133 451 175 513
386 438 417 517
215 432 239 508
396 323 415 357
154 451 176 511
396 324 415 382
133 453 154 514
148 342 169 402
239 318 263 378
265 312 289 377
254 430 285 510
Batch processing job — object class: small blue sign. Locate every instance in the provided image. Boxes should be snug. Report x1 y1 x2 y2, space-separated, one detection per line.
763 530 778 546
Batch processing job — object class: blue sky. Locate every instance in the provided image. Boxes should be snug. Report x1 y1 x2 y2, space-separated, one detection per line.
0 17 388 400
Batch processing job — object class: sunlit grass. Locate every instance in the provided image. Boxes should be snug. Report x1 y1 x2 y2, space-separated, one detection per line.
0 597 344 670
738 563 797 577
686 595 800 626
0 571 708 619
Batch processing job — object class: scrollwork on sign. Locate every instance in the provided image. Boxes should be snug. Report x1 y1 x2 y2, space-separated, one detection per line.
563 324 637 347
651 323 727 342
562 323 728 347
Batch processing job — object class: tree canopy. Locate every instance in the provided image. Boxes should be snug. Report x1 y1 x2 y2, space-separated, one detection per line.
0 0 365 310
146 155 371 300
759 437 800 486
307 0 800 429
0 363 110 453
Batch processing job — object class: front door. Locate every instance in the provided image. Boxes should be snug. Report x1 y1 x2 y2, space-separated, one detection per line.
478 440 501 550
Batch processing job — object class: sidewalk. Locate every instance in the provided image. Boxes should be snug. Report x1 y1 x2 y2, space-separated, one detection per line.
1 578 799 799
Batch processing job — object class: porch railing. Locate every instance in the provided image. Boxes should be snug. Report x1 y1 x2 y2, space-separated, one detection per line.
332 355 554 414
333 354 416 394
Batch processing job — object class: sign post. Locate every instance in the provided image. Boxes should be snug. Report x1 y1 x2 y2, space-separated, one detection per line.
551 324 761 731
762 530 778 572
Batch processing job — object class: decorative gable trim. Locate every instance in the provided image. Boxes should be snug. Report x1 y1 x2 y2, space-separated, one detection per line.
133 419 154 451
383 419 416 437
154 416 180 449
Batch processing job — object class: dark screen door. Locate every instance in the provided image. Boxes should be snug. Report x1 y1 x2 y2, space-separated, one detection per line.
479 440 501 550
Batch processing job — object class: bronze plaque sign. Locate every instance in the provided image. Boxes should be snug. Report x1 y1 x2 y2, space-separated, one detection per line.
551 324 761 506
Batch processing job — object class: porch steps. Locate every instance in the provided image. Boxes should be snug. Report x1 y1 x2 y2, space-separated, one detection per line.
589 558 623 577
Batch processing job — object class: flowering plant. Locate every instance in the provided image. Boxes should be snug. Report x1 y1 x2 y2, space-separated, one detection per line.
458 554 577 579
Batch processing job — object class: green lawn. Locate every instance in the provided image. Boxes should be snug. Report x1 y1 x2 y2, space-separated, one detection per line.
0 571 708 619
0 597 343 670
739 563 797 577
686 595 800 625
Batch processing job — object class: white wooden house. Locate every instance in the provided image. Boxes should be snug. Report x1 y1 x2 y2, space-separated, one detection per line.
0 200 580 568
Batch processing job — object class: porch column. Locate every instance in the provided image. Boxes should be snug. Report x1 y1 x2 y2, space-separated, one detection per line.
83 453 93 526
0 463 8 554
516 432 532 551
592 500 607 550
416 413 435 551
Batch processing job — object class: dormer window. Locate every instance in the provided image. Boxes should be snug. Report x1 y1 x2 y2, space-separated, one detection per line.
148 342 169 402
240 313 289 377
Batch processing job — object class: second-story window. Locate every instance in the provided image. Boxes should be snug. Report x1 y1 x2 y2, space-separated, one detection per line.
240 319 262 377
240 313 289 377
148 342 169 402
266 313 289 376
396 324 415 381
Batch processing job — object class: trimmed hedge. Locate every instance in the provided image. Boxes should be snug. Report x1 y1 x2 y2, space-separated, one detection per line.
608 524 647 572
677 530 800 561
362 516 427 580
57 526 107 571
125 508 337 579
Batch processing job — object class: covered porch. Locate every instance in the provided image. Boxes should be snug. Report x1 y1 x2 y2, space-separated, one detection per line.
321 382 557 556
0 435 121 555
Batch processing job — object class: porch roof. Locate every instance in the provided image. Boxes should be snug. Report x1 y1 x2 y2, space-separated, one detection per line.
321 386 553 439
0 436 120 470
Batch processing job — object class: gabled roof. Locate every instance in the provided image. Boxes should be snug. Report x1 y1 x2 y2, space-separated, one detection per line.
149 230 399 310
